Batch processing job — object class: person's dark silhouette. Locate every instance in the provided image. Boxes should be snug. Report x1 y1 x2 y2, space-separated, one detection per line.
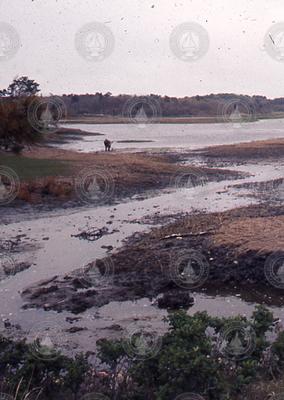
104 139 112 152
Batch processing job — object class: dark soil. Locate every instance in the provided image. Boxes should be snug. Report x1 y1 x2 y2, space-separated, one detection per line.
21 204 283 314
231 177 284 203
197 138 284 159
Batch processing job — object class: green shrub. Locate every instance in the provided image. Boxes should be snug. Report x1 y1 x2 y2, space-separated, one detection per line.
1 306 284 400
97 307 284 400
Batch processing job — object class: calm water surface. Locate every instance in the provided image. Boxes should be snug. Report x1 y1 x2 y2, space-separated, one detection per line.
61 119 284 152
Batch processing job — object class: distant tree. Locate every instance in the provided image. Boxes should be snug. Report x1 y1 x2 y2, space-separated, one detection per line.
0 97 42 152
32 92 282 119
71 95 80 114
0 77 42 153
0 76 40 98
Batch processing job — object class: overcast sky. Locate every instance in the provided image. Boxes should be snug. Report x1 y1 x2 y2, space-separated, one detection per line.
1 0 284 98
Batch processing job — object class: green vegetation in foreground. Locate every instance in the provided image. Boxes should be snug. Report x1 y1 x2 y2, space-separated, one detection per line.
2 306 284 400
0 154 71 180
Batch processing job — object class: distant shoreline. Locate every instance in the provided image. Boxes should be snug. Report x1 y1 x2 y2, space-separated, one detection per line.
61 113 284 125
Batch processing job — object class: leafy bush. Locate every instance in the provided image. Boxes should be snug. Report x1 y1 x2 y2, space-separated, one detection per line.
1 306 284 400
97 306 283 400
0 97 42 152
0 335 88 400
0 77 42 152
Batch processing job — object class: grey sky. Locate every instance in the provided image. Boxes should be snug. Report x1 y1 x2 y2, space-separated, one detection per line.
1 0 284 98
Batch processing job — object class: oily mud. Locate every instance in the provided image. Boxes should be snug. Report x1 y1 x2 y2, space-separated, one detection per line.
21 204 284 314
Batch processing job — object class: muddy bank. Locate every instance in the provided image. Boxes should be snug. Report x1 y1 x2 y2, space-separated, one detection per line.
21 203 284 314
44 127 104 145
2 147 243 215
197 138 284 159
231 177 284 203
62 116 223 124
5 137 283 213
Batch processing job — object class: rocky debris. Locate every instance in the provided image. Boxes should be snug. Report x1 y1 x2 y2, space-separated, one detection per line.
109 324 123 331
27 285 59 299
3 319 11 328
72 227 119 242
102 324 123 331
162 231 210 240
157 290 194 310
101 245 114 251
122 213 187 226
231 178 284 204
66 316 82 324
0 239 17 252
2 318 21 330
0 261 31 279
0 235 39 256
66 326 87 333
72 227 110 241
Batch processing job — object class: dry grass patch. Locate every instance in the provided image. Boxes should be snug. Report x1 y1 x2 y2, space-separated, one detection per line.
200 138 284 159
140 205 283 258
19 146 239 200
18 177 73 203
212 215 284 254
237 376 284 400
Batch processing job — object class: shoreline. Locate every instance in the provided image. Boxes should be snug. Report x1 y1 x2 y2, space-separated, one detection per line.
0 143 244 213
61 113 284 125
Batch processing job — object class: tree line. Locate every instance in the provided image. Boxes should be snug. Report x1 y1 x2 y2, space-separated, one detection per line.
1 76 284 153
61 92 284 117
